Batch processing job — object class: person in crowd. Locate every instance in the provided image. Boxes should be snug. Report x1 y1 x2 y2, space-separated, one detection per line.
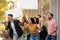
23 18 40 40
35 15 43 39
22 16 31 40
22 16 28 26
36 15 41 19
34 17 41 33
42 6 58 40
45 13 58 40
36 15 47 40
34 17 41 39
4 14 23 40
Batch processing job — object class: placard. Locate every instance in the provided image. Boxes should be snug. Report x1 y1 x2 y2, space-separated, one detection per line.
5 8 23 19
17 0 38 9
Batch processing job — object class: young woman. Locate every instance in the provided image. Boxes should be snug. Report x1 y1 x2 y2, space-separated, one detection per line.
23 18 40 40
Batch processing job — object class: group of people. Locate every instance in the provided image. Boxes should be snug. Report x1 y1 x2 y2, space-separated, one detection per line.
4 7 58 40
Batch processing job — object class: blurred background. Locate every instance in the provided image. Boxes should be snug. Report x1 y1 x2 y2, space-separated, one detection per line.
0 0 60 40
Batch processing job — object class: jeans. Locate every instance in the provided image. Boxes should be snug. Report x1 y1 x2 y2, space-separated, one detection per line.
13 34 18 40
13 34 24 40
18 35 24 40
45 34 57 40
27 34 31 40
30 33 40 40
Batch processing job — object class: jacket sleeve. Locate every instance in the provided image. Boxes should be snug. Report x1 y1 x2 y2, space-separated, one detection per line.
16 20 23 26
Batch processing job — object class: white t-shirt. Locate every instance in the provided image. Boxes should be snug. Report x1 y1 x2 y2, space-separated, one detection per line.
11 22 17 35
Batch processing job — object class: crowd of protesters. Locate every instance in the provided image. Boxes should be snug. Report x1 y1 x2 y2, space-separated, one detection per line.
4 7 58 40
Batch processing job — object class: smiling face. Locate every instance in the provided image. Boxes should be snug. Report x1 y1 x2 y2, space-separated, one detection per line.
8 14 13 21
47 13 53 20
8 16 13 21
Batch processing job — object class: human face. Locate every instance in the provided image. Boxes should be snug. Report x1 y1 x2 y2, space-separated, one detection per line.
47 14 52 20
28 18 32 24
8 16 13 21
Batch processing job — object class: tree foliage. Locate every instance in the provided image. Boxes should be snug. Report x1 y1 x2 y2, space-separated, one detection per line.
0 0 8 20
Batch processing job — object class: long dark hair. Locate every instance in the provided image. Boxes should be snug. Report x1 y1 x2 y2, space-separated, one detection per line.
34 17 39 24
30 18 35 24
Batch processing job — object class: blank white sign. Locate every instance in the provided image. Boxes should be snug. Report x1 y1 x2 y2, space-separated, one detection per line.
5 8 23 19
17 0 38 9
0 37 4 40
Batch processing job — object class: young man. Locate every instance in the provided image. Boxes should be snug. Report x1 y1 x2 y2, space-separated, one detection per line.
5 14 23 40
42 6 58 40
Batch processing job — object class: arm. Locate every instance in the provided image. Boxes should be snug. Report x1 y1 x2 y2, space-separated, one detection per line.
41 5 47 19
38 6 44 30
41 5 44 18
39 18 43 30
5 25 8 30
4 22 9 30
22 24 28 32
17 20 28 32
17 20 23 26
